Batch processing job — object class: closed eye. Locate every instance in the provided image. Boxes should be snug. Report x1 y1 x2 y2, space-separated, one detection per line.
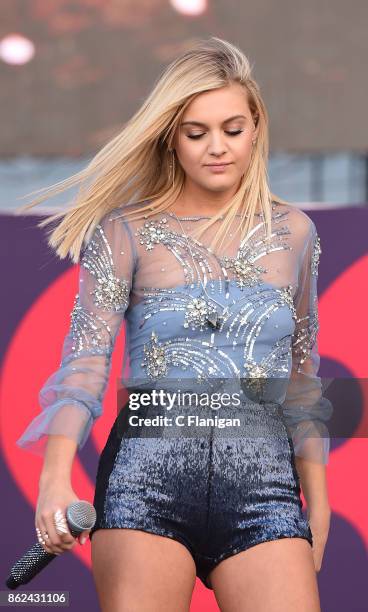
187 130 243 140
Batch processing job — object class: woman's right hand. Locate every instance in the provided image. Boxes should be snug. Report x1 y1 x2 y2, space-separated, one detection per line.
35 478 89 555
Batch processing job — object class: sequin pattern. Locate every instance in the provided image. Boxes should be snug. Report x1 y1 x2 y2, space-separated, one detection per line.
292 311 319 372
18 201 331 590
134 207 300 386
69 293 113 357
135 209 293 291
90 411 313 591
219 210 292 290
81 224 130 312
141 329 241 385
17 201 331 470
140 287 219 332
311 234 321 276
139 281 297 386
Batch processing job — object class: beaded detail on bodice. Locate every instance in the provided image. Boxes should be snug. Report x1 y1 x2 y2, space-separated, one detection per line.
16 200 332 464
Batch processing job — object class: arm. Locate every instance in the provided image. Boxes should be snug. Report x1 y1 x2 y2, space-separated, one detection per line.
39 436 78 488
281 219 332 571
294 454 331 572
281 219 333 469
16 211 134 468
16 211 135 554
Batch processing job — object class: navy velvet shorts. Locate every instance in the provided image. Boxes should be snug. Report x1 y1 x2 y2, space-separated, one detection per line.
89 398 313 590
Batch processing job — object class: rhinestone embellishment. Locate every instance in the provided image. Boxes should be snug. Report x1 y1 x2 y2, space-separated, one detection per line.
184 297 219 330
93 275 129 312
311 234 321 276
81 224 130 312
135 210 293 291
221 256 267 288
292 311 319 371
137 217 170 251
142 331 168 378
277 284 297 320
69 294 112 356
242 336 290 397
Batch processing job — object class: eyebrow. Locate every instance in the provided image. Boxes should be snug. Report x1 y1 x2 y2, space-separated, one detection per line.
180 115 247 127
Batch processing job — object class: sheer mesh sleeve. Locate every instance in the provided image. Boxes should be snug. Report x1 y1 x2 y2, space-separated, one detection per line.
16 211 134 457
281 220 333 464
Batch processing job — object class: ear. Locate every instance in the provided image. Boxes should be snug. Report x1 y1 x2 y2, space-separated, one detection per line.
252 111 260 136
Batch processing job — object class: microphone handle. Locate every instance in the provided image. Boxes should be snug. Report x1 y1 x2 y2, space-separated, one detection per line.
5 528 80 589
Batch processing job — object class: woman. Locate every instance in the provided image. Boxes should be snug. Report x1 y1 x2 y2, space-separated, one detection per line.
17 37 332 611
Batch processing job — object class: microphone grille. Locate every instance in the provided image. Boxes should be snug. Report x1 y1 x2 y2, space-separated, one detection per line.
66 501 97 531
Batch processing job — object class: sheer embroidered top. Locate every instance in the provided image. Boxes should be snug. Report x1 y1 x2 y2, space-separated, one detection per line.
16 200 333 463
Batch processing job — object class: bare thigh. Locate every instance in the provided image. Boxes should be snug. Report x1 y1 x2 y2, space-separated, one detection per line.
209 538 320 612
91 529 197 612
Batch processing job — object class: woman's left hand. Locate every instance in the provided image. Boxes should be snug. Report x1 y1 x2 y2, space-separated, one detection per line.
307 504 331 572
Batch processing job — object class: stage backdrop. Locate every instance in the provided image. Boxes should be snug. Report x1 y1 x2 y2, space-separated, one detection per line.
0 207 367 611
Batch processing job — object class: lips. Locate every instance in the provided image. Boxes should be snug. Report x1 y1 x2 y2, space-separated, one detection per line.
205 162 233 172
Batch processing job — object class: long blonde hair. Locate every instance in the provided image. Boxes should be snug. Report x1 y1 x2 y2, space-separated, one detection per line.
16 36 288 263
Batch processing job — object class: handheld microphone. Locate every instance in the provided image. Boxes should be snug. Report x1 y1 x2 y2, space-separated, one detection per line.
5 500 96 590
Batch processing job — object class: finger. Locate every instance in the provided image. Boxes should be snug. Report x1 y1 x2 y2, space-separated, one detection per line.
312 548 323 573
41 517 63 555
35 521 47 551
78 529 90 545
49 511 78 552
42 513 66 555
36 518 60 556
36 513 76 555
53 508 77 546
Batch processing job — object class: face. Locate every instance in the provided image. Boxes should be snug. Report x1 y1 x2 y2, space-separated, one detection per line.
172 82 258 196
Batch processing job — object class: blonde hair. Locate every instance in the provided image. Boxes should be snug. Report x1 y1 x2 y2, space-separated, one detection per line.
16 36 289 263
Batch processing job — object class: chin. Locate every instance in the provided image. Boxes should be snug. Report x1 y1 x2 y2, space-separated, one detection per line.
207 184 235 193
206 178 237 188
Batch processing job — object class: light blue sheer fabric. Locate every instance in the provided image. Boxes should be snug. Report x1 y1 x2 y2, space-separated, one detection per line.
16 201 332 462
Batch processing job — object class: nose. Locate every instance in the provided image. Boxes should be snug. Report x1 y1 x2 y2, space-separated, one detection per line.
207 131 227 156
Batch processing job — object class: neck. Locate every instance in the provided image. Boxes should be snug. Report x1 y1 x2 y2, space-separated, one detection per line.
169 195 264 218
172 179 243 217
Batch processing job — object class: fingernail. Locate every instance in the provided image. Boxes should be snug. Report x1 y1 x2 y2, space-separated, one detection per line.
80 536 87 545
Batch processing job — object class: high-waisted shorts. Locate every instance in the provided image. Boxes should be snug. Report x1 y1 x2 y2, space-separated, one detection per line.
89 398 313 590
